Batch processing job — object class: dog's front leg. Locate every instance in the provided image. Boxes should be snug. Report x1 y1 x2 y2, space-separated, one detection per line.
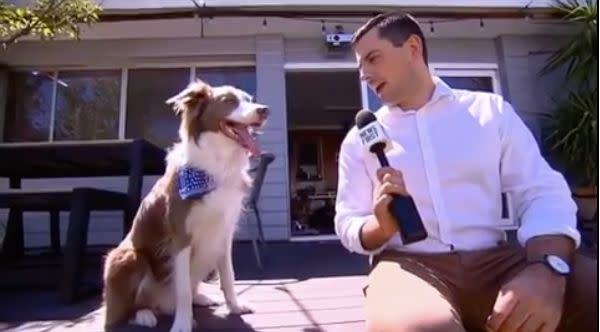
217 238 254 315
170 246 195 332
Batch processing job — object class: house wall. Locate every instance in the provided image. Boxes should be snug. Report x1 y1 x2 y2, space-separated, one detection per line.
494 34 570 145
0 19 574 248
8 0 560 11
0 34 293 247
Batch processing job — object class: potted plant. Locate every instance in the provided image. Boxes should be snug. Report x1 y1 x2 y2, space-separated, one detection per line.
539 0 598 220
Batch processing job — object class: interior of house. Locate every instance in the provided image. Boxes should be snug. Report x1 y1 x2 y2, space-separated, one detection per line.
285 70 362 237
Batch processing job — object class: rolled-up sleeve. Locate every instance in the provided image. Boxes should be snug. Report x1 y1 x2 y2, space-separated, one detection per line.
334 130 387 255
497 99 581 248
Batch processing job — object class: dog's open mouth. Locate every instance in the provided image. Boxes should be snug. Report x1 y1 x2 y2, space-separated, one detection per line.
220 120 263 157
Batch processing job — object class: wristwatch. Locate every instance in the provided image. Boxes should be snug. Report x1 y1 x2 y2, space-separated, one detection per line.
528 254 571 276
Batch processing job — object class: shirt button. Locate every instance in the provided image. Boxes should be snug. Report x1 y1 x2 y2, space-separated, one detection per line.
449 244 455 251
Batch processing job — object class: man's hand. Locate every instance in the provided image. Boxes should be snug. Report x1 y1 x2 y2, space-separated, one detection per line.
486 263 566 332
358 166 409 251
373 167 408 238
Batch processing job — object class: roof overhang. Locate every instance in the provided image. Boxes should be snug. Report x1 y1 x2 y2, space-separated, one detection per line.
6 0 564 21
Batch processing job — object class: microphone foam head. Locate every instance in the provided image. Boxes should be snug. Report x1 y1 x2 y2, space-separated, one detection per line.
354 109 387 153
355 109 377 129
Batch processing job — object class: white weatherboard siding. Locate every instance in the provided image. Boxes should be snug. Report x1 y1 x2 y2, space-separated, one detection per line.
0 13 575 247
254 35 291 240
9 0 561 11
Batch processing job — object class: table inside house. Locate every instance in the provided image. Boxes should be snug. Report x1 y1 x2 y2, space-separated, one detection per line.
0 138 166 256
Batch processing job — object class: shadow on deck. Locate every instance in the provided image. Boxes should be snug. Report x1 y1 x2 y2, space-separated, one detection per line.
0 240 370 332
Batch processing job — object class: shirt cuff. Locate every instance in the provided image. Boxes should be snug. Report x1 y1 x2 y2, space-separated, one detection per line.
345 216 389 256
517 216 581 249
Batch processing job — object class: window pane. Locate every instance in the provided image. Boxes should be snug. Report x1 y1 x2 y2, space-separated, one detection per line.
367 87 383 112
126 68 190 149
54 70 121 141
439 76 494 93
4 71 53 142
195 67 256 96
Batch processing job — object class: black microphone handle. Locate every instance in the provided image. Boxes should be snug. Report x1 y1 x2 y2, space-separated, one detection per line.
374 150 428 244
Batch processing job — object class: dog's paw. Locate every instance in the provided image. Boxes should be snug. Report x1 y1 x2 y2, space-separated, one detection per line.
169 316 195 332
193 292 220 307
131 309 158 328
227 299 255 315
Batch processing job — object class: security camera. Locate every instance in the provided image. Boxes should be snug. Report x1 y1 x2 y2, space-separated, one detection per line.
324 33 353 47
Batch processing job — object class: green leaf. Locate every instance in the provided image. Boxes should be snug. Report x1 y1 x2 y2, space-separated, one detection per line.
0 0 103 48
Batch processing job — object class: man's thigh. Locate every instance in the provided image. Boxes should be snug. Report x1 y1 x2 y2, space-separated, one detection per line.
557 252 598 332
473 246 598 332
365 256 466 332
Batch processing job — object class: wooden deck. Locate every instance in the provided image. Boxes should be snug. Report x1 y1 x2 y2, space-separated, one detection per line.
0 241 370 332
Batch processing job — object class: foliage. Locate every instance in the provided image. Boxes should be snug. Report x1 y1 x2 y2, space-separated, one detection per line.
0 0 102 49
540 0 598 187
542 88 598 185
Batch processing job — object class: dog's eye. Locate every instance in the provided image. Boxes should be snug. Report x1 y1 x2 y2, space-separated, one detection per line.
219 92 238 105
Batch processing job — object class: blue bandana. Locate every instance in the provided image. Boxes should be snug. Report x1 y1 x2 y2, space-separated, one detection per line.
177 167 216 200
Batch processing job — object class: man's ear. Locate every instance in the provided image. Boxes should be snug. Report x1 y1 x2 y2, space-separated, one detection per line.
165 80 212 117
406 34 423 63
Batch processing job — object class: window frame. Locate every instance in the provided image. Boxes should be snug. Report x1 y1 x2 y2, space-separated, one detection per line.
4 61 256 142
429 62 503 95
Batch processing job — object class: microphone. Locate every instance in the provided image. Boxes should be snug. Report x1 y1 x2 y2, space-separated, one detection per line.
355 109 428 245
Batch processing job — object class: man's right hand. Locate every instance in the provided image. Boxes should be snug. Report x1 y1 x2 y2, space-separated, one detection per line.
373 167 407 238
359 167 408 251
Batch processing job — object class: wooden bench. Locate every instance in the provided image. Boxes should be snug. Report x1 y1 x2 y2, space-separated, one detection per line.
0 187 128 302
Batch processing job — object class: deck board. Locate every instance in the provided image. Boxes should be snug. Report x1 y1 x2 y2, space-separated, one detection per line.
0 241 370 331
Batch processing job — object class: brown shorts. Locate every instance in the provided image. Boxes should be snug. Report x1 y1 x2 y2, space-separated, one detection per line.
364 243 597 332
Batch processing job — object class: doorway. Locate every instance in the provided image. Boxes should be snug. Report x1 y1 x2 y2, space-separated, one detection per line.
285 67 363 240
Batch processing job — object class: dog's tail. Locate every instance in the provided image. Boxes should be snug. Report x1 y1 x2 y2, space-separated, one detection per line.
102 247 147 330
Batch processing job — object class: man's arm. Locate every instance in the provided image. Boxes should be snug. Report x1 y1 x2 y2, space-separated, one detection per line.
334 131 388 255
497 98 580 260
359 218 393 251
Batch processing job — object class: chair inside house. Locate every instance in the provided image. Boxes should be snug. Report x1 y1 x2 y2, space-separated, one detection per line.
243 152 275 269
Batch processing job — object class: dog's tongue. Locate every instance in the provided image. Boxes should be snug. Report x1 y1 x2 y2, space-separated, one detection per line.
233 126 261 157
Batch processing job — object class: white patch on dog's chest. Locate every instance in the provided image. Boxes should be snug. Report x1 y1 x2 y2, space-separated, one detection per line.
184 180 246 262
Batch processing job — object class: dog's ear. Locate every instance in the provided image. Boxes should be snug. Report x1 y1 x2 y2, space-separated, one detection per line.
165 80 212 117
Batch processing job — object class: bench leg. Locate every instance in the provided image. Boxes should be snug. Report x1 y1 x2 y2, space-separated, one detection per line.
61 190 90 303
50 210 61 254
1 208 24 260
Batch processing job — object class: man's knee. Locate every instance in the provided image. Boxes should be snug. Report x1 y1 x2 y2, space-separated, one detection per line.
366 311 465 332
557 253 598 332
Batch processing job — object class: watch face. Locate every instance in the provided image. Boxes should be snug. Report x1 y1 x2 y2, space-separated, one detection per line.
546 255 570 274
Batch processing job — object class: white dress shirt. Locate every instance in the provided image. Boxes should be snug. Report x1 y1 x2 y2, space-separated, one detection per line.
334 76 580 255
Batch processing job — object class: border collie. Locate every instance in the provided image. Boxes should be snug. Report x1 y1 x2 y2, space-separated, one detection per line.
102 79 269 332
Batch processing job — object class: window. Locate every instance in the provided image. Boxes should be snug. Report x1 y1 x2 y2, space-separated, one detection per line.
195 66 257 96
4 71 54 142
4 69 121 142
367 87 383 112
53 70 121 141
125 68 190 149
433 67 500 94
438 76 494 93
3 65 256 146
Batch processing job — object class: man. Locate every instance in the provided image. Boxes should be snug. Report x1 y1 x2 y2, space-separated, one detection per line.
334 12 597 332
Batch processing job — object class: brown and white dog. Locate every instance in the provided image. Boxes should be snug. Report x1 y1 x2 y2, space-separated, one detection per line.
102 79 269 332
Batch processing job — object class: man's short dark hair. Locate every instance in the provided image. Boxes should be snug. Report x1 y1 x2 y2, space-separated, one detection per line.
351 12 428 65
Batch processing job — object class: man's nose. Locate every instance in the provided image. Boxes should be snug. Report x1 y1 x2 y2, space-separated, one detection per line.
359 69 370 82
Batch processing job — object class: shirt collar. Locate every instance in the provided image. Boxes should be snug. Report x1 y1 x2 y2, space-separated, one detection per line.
431 75 455 101
377 75 455 118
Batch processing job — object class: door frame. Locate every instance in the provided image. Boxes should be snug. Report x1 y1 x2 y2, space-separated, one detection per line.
284 61 365 242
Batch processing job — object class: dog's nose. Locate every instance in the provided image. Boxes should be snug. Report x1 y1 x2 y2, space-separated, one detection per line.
256 107 269 118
